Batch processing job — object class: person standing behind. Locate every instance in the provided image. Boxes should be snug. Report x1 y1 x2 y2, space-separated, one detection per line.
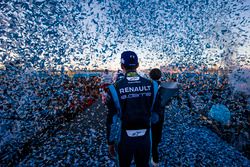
149 68 164 167
106 51 160 167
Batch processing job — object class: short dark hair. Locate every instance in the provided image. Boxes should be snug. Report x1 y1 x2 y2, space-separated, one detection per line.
149 68 162 80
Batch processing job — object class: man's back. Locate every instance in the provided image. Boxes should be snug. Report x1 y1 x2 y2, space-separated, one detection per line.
114 72 154 130
106 51 160 167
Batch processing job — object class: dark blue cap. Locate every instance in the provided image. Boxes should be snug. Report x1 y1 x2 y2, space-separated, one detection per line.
121 51 138 67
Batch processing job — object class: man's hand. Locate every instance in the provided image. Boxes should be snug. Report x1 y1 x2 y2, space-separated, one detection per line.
108 144 115 158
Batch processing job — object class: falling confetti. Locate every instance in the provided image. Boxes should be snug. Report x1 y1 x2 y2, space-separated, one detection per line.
0 0 250 166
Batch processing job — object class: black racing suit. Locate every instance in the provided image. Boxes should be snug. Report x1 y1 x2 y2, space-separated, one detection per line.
106 72 160 167
151 81 164 163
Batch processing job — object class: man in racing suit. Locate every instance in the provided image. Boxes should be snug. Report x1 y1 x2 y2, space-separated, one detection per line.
106 51 160 167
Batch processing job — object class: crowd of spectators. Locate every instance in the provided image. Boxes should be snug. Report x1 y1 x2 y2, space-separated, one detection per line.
62 76 101 119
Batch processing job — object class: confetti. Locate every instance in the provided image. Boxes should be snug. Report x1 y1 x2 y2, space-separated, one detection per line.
0 0 249 166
